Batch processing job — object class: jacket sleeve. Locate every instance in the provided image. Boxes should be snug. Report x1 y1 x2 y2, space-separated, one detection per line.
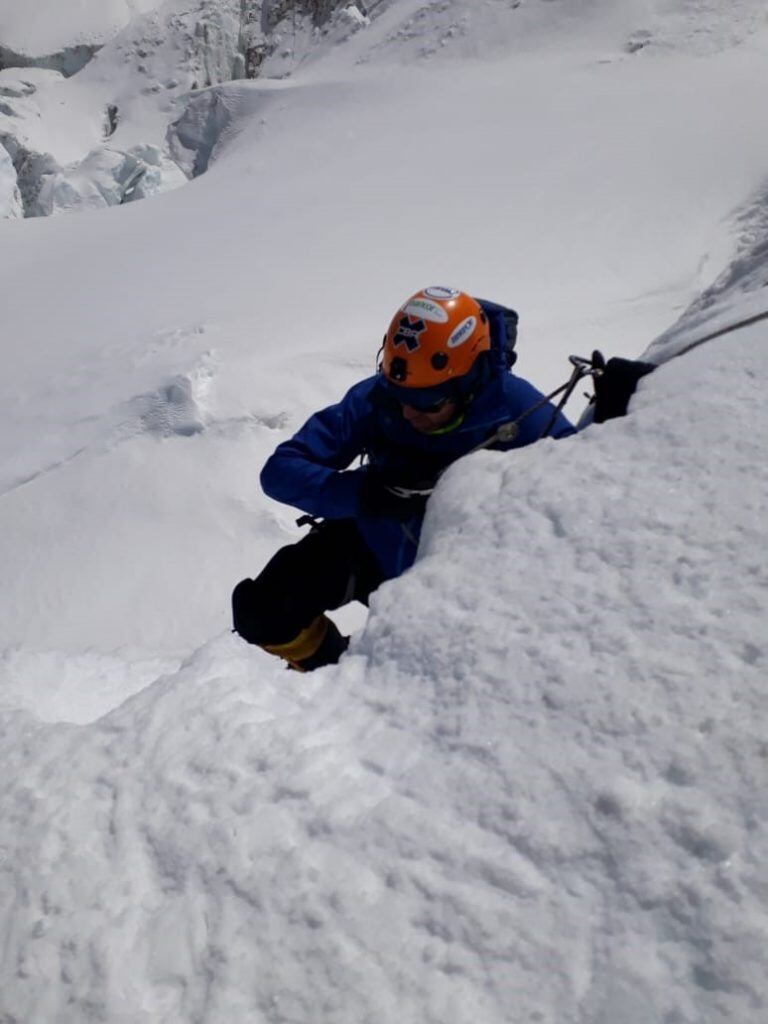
502 375 577 447
260 382 373 519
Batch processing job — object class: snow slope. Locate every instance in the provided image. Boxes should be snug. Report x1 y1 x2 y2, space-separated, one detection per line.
0 0 167 57
1 1 768 1020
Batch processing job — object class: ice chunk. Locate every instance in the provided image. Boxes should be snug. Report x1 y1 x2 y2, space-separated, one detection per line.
34 147 141 214
122 144 188 202
0 42 101 78
167 86 235 178
34 144 187 215
342 5 370 28
0 141 23 218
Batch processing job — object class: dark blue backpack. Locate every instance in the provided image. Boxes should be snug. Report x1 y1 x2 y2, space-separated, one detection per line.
476 297 519 373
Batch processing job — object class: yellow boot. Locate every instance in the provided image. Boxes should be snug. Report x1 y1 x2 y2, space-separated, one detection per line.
263 615 349 672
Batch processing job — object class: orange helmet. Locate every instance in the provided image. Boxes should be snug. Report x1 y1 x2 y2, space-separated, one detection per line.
381 287 491 390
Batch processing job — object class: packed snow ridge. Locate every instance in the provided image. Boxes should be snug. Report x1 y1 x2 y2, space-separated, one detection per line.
1 250 767 1023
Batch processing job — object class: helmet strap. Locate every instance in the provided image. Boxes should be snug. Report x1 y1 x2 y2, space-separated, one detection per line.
449 351 492 413
425 409 466 436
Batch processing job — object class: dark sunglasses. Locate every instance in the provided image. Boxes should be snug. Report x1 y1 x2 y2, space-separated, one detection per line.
380 370 455 414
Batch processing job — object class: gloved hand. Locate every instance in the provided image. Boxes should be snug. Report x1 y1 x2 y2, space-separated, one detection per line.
592 355 655 423
358 473 430 521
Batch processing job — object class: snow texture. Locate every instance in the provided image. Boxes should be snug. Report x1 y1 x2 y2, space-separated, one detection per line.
1 1 768 1021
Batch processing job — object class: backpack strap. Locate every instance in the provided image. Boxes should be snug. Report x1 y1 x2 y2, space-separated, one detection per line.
475 297 519 371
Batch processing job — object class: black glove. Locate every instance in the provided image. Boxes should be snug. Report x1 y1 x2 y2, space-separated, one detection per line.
593 356 655 423
358 474 430 521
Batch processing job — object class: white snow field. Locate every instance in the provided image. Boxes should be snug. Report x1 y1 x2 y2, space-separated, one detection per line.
1 1 768 1021
0 0 167 58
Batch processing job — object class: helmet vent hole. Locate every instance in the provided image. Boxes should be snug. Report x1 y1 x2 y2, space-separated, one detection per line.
390 356 408 382
431 352 449 371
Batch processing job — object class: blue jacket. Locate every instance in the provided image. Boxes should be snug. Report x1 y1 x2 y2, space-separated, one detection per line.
261 371 575 579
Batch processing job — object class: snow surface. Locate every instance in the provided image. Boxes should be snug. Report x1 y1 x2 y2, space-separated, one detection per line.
1 0 768 1021
0 0 167 56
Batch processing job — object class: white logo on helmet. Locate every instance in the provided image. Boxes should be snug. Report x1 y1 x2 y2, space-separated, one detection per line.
423 286 461 301
402 298 449 323
447 316 477 348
